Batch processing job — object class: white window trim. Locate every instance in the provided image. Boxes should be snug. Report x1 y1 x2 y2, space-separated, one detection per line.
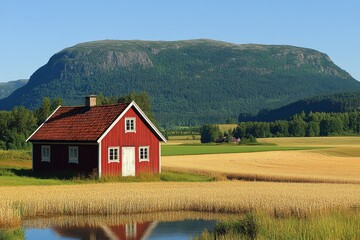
108 147 120 163
125 117 136 133
126 223 137 238
68 146 79 164
139 146 149 162
41 145 50 162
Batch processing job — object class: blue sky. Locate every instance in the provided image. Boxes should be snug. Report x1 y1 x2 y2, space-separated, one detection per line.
0 0 359 82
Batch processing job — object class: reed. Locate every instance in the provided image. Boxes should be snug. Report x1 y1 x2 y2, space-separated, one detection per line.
2 181 360 227
196 210 360 239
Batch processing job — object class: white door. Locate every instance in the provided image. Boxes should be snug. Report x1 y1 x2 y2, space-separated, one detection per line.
122 147 135 176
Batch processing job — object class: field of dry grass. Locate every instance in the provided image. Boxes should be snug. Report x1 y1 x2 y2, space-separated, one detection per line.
2 181 360 227
163 136 360 183
2 136 360 229
217 124 237 133
167 135 200 145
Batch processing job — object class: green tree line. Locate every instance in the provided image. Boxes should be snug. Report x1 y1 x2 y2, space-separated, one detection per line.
0 97 62 149
0 92 156 150
200 111 360 144
241 91 360 122
234 111 360 139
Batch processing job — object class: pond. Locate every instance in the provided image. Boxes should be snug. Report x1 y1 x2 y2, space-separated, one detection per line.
25 219 216 240
2 210 360 239
20 212 229 240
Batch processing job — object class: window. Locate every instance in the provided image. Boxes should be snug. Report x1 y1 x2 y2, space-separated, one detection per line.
139 146 149 162
41 145 50 162
69 146 78 164
125 117 136 133
125 223 137 238
108 147 119 162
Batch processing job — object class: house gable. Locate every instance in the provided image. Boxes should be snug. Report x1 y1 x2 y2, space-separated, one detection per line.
100 105 162 176
97 101 167 143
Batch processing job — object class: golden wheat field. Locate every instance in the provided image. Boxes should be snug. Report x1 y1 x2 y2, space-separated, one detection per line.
2 181 360 227
162 137 360 183
2 136 360 228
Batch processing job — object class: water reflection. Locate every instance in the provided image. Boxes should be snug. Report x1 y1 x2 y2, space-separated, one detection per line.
23 212 229 240
26 220 215 240
50 221 157 239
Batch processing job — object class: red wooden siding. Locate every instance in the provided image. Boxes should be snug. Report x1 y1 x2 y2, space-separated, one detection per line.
100 106 160 176
53 222 154 239
108 222 154 239
33 143 98 174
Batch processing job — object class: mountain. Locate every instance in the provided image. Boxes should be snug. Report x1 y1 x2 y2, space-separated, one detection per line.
0 79 28 99
243 91 360 122
0 39 359 126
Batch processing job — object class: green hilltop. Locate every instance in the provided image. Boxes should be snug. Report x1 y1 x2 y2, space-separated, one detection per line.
0 39 359 126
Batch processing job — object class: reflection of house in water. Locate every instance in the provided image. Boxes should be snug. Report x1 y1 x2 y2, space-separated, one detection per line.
53 221 158 240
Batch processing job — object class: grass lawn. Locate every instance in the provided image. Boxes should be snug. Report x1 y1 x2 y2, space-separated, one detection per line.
0 149 212 186
0 169 213 186
162 144 324 156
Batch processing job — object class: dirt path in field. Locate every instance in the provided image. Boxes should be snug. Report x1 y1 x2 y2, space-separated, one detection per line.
162 149 360 183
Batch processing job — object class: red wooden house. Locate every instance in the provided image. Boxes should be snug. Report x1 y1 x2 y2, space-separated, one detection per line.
53 221 157 240
27 96 167 177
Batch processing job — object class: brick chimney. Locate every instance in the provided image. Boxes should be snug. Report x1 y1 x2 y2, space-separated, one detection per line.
85 95 97 107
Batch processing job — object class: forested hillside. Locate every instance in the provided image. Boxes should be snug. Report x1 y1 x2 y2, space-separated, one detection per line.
243 91 360 122
0 79 28 99
1 39 359 126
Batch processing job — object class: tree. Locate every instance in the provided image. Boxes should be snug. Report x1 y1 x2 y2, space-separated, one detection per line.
51 98 63 110
35 97 51 125
200 124 222 143
270 120 289 137
320 116 343 136
34 97 64 125
119 91 155 123
306 121 320 137
98 92 158 126
0 106 36 150
253 122 270 138
289 118 307 137
233 123 246 139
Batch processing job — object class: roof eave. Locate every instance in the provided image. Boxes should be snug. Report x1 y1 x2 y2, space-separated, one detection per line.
29 140 98 144
131 101 168 143
97 101 167 143
26 105 62 142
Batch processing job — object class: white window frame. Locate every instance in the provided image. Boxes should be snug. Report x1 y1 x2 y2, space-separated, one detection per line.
125 117 136 133
41 145 50 162
139 146 149 162
108 147 120 163
68 146 79 164
125 223 137 238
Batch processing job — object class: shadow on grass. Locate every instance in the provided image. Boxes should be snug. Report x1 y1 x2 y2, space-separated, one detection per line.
3 168 97 180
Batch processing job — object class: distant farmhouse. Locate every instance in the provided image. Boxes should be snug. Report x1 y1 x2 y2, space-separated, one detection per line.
27 96 167 177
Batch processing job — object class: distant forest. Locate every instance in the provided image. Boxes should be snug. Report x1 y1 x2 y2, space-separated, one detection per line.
240 91 360 122
234 111 360 139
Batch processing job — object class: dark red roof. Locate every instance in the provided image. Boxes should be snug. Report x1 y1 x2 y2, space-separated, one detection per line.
29 103 129 142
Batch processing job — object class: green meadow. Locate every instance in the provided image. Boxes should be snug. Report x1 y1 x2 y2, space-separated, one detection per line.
161 144 324 156
0 149 212 186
